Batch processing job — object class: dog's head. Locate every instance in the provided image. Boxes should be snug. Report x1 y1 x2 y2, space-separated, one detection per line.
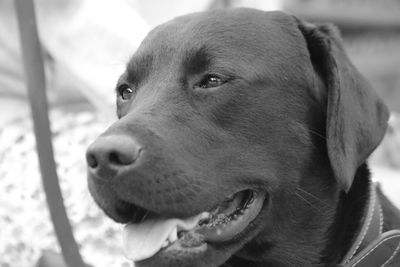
86 8 389 266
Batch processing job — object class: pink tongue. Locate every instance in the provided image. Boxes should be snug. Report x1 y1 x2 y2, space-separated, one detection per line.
122 213 207 262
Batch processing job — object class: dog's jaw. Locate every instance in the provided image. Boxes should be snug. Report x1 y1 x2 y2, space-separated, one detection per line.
122 190 267 266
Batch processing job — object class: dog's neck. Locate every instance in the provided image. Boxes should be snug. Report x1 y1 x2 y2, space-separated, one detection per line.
321 163 371 264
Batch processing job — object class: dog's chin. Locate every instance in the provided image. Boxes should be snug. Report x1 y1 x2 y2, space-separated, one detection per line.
123 190 267 267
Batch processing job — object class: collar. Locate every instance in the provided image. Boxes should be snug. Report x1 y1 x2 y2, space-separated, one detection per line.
340 182 400 267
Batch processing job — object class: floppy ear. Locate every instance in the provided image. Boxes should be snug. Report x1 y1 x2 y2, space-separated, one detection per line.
297 19 389 192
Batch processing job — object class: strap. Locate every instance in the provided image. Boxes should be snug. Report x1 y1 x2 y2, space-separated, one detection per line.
342 182 383 264
340 183 400 266
345 230 400 267
14 1 87 267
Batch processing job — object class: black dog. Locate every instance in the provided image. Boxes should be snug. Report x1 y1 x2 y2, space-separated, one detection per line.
86 8 400 266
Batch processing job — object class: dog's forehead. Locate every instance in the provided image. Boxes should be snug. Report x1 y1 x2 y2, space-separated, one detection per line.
133 9 310 72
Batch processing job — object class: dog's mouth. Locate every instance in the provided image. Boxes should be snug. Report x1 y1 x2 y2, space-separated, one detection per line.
122 189 266 262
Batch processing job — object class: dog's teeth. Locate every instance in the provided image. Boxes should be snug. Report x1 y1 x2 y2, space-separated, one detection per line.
200 212 210 219
162 240 169 248
169 227 177 243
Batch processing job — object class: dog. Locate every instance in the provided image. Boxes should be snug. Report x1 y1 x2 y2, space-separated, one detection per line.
86 8 400 266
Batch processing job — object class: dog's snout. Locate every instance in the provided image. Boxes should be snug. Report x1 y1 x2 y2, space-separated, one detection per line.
86 135 142 178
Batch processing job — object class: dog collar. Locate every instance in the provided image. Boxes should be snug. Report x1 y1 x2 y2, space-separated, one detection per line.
340 182 400 266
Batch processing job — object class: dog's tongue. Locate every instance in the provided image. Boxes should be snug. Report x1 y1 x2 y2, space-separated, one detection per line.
122 213 206 262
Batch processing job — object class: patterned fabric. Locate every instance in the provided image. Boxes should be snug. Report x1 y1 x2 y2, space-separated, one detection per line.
0 109 131 267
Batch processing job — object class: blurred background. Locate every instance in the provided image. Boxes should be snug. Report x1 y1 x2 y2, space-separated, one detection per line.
0 0 399 266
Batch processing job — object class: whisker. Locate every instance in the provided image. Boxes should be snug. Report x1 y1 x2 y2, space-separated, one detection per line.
140 210 149 223
296 187 328 206
294 192 322 213
306 128 326 140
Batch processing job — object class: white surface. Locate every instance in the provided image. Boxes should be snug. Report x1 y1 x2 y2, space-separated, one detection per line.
371 164 400 208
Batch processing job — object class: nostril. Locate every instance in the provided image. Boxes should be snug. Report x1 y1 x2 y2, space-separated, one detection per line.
86 135 142 176
86 152 98 168
108 150 138 166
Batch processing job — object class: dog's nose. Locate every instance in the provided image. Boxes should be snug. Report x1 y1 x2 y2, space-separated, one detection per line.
86 135 142 179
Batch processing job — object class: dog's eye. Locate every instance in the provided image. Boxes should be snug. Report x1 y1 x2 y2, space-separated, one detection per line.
118 84 135 100
197 74 226 89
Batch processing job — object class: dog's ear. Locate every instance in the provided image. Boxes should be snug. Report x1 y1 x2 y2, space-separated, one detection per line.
296 19 389 192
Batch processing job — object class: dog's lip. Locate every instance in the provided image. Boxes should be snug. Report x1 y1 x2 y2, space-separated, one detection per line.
193 190 264 242
122 189 266 262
